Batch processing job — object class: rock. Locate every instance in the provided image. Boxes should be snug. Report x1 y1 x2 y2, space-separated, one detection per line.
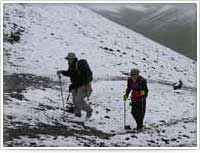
161 138 169 144
182 134 190 138
104 116 110 119
104 47 108 50
130 135 137 138
125 137 130 140
171 138 177 141
30 142 37 146
106 108 111 112
99 142 105 147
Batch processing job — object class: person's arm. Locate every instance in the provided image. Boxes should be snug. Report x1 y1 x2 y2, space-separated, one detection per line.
142 79 148 97
57 69 71 77
123 78 131 101
125 78 132 97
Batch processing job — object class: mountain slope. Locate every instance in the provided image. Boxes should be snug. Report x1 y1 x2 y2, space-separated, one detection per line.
3 3 197 147
87 3 197 60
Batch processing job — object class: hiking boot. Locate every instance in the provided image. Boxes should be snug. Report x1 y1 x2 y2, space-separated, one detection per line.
86 109 93 119
137 127 143 132
75 112 81 118
136 124 144 132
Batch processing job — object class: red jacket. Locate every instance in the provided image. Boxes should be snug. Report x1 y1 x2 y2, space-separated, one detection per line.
125 76 148 102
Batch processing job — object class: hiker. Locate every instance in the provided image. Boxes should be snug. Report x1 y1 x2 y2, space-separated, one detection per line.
57 52 93 119
123 68 148 131
173 79 183 90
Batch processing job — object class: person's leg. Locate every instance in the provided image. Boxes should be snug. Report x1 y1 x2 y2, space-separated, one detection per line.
76 86 92 117
141 98 146 124
131 102 140 128
72 89 81 117
137 99 146 130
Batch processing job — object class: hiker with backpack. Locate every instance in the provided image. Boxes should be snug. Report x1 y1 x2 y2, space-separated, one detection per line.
57 52 93 119
123 68 148 131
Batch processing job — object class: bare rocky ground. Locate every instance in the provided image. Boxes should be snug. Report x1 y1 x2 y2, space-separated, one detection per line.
3 72 197 147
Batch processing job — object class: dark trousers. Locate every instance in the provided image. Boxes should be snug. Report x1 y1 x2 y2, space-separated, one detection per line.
131 98 146 129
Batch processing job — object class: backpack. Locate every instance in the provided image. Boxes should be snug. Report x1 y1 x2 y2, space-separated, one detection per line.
76 59 93 83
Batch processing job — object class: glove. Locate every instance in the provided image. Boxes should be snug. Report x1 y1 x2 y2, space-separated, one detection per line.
140 90 145 96
57 70 62 76
123 94 128 101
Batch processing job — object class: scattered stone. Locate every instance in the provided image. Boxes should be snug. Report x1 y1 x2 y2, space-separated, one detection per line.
30 142 37 146
147 140 155 143
106 108 111 112
130 135 137 138
99 142 105 147
132 62 137 65
161 138 169 144
53 137 57 140
159 120 166 123
182 134 190 138
171 138 177 141
10 92 24 100
104 116 110 119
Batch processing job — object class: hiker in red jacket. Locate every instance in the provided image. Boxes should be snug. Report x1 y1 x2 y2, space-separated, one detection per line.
123 68 148 131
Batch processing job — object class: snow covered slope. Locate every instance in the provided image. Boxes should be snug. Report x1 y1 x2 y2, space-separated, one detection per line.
3 3 197 147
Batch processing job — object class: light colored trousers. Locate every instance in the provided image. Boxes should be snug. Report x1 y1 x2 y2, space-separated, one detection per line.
72 84 92 116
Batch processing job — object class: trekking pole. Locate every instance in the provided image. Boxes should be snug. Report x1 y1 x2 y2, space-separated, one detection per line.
66 93 70 102
124 99 131 130
58 74 65 109
124 99 126 130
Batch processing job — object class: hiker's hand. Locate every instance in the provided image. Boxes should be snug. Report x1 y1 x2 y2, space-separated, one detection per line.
57 70 62 76
140 90 145 96
123 94 128 101
69 84 74 92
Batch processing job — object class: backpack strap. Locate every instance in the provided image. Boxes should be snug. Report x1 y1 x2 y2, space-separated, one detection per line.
75 60 79 72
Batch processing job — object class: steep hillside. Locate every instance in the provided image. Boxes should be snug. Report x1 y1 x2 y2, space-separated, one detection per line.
3 3 197 147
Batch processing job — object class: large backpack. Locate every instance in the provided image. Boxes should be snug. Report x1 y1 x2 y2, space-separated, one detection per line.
76 59 93 83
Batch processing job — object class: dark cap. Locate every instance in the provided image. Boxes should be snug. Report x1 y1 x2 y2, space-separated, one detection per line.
130 68 140 76
65 52 76 60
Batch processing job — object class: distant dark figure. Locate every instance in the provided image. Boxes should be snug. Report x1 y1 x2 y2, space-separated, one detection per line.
173 80 183 90
123 68 148 131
